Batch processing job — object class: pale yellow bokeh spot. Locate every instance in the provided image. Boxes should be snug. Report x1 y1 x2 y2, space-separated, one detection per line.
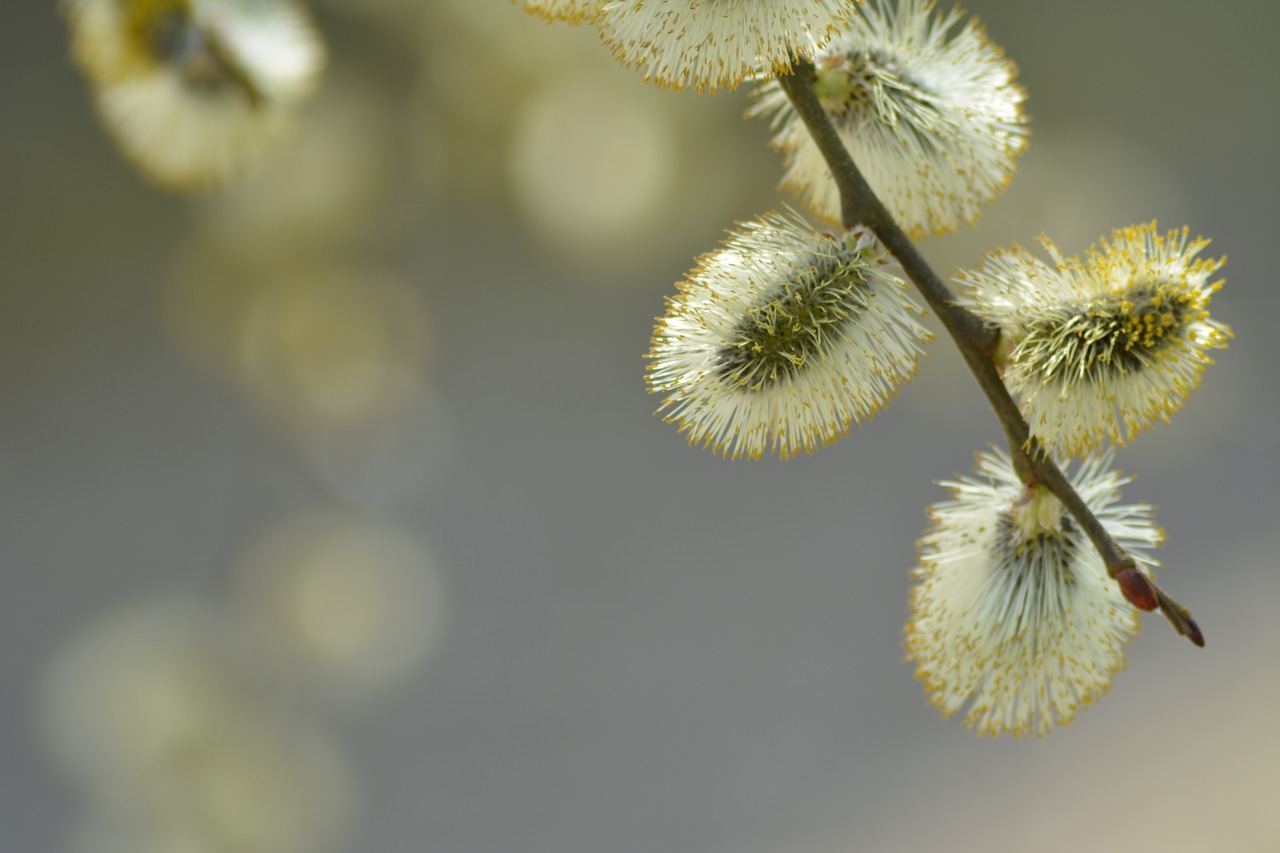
237 511 447 707
42 599 355 853
507 76 677 270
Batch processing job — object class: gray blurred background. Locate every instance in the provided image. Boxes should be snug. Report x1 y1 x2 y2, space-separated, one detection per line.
3 1 1278 851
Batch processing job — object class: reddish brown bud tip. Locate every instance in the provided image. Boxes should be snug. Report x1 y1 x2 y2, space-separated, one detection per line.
1117 567 1158 611
1186 617 1205 648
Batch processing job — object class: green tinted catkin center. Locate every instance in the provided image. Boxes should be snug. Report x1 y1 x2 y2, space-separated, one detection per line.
715 253 871 389
1020 281 1200 382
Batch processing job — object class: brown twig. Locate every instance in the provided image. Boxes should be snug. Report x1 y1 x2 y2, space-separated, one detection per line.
776 60 1203 647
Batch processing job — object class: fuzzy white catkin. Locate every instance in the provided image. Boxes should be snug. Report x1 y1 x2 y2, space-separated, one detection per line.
905 450 1163 738
647 211 931 459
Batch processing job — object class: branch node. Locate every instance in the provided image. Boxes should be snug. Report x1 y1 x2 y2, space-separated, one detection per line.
773 66 1207 648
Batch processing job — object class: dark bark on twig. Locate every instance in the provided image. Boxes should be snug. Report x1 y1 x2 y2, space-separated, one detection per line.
775 61 1202 646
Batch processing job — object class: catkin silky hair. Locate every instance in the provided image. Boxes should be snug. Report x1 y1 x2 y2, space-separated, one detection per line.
647 211 930 459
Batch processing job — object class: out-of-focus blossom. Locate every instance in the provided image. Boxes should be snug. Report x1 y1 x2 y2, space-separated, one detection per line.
63 0 325 188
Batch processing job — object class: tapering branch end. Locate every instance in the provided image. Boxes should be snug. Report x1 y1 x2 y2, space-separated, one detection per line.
1155 586 1205 647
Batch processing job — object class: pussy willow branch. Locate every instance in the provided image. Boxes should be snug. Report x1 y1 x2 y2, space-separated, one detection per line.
776 61 1203 647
